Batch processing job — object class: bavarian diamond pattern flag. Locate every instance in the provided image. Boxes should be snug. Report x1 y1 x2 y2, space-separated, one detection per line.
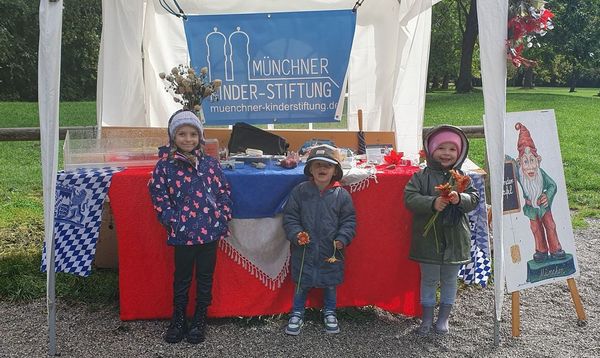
459 171 492 286
41 168 122 277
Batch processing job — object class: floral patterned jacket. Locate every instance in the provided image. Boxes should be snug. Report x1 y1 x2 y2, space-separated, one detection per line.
148 146 232 246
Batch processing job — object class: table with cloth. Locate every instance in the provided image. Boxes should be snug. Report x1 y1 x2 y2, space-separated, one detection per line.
108 163 490 320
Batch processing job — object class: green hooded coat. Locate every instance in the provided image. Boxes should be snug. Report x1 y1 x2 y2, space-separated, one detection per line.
404 125 480 265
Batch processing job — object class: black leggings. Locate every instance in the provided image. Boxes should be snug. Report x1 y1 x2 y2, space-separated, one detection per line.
172 240 218 308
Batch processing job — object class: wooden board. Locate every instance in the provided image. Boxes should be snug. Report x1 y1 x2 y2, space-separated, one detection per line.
101 126 396 153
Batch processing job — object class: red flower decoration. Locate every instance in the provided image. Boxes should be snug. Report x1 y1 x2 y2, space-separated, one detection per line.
384 150 404 166
507 1 555 68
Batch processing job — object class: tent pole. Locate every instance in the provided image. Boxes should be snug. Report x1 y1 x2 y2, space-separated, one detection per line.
39 0 63 355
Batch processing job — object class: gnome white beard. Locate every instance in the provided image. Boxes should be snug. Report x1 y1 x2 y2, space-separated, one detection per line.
520 166 544 209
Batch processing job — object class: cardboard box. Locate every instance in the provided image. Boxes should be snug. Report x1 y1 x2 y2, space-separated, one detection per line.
94 201 119 269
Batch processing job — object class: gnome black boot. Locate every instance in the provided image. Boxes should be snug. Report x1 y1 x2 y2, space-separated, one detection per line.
435 304 453 334
186 306 208 344
164 306 187 343
417 305 435 335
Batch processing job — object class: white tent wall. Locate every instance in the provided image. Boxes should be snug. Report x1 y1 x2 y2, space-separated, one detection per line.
97 0 146 127
143 0 190 127
392 0 433 157
97 0 436 155
345 1 401 133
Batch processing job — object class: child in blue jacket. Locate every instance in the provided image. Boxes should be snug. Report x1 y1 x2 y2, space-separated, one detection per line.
283 145 356 335
149 110 232 344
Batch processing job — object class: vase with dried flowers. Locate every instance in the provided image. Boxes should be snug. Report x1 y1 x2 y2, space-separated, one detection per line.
159 65 222 122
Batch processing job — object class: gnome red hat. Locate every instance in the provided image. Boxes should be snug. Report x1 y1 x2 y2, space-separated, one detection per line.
515 122 538 157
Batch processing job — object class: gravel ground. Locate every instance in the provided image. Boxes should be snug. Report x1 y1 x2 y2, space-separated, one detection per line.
2 219 599 358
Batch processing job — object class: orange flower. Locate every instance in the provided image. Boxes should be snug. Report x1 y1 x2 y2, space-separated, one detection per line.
296 231 310 293
450 170 471 193
434 182 453 199
325 257 339 263
297 231 310 246
324 240 343 264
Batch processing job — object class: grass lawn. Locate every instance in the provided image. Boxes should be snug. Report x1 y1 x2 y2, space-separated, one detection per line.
0 87 599 302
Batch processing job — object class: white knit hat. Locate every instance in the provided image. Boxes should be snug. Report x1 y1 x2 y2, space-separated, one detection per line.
168 110 205 144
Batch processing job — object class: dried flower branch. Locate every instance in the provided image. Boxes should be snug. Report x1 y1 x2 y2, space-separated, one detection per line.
159 65 221 116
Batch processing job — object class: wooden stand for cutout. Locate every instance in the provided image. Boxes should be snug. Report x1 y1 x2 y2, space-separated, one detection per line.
511 278 587 337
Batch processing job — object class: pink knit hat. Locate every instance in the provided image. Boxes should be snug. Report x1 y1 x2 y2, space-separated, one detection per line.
427 130 462 154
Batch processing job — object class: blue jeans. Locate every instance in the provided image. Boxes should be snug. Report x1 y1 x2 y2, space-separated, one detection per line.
291 286 337 315
419 263 461 307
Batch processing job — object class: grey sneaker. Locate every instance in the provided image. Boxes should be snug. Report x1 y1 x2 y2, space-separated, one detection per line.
323 313 340 334
285 313 303 335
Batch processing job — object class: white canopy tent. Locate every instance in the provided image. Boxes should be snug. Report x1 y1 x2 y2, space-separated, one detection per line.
97 0 438 158
38 0 506 354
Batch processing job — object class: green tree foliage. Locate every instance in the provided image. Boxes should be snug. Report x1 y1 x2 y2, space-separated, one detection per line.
0 0 39 100
0 0 101 101
428 1 461 90
516 1 600 89
428 0 480 93
546 0 600 91
61 0 102 100
454 0 478 93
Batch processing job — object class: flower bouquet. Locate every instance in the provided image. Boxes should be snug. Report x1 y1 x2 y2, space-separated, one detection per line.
422 170 471 252
159 65 222 121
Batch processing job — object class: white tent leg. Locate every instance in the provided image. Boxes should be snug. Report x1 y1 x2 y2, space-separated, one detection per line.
38 0 63 355
477 0 509 347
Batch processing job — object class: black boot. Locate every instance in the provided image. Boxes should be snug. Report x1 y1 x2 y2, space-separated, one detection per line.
187 306 207 344
164 306 187 343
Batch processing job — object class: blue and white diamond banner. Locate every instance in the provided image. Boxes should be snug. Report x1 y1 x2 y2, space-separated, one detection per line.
41 167 122 277
459 171 492 286
459 243 492 287
467 171 490 255
184 10 356 125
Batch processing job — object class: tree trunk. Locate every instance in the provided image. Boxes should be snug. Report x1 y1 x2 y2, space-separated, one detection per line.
455 0 478 93
431 76 440 90
522 67 534 89
442 74 450 90
569 69 578 92
512 69 524 87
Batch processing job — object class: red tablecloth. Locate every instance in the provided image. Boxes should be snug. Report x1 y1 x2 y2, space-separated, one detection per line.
109 165 421 320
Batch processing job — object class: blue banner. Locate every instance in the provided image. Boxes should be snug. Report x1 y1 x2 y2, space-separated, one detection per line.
184 10 356 125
